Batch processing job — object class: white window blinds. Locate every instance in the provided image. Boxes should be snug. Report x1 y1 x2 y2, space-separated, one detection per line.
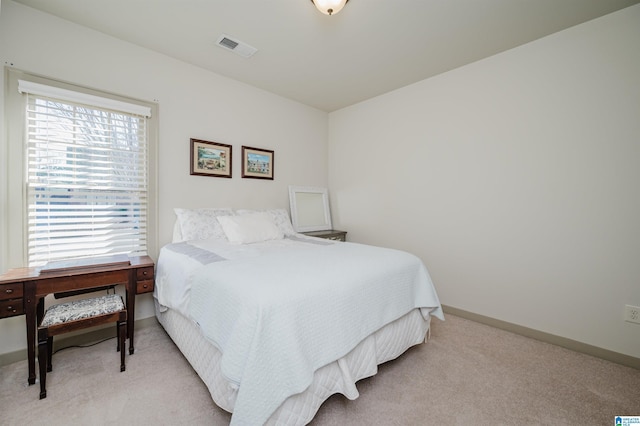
20 81 150 266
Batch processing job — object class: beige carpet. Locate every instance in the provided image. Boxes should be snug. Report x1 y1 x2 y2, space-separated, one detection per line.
1 314 638 425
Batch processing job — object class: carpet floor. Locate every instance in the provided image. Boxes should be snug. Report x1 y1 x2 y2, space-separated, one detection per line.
1 314 638 425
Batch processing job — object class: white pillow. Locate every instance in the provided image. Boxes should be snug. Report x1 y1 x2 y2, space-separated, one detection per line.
235 208 296 236
217 212 284 244
174 208 234 242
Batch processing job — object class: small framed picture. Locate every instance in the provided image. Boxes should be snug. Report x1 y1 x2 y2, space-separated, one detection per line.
242 146 274 180
190 138 232 178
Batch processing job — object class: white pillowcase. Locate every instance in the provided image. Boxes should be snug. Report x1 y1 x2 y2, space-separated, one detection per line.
235 208 296 236
174 208 234 242
217 212 284 244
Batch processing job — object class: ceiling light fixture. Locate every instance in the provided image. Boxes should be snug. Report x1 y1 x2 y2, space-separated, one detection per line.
310 0 349 16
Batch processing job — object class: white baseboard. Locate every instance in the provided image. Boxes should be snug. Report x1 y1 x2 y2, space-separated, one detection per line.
0 316 159 368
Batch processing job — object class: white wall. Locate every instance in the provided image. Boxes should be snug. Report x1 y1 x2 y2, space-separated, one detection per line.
328 5 640 358
0 0 328 356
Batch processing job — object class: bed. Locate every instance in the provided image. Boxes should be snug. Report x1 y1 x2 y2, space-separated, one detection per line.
154 208 443 425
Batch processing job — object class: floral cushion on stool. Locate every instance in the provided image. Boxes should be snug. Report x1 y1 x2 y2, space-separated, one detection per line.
41 294 125 327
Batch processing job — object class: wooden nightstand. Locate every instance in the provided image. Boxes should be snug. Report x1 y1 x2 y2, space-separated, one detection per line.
302 229 347 241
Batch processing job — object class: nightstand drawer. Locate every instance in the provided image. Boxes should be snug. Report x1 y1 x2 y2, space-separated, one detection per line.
136 279 154 294
325 234 346 241
0 299 24 318
1 283 23 301
136 266 154 281
302 230 347 241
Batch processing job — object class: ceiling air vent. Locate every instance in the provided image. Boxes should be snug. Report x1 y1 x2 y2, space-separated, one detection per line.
216 34 257 58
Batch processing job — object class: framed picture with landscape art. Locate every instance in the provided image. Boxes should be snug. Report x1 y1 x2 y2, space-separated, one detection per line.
190 138 232 178
242 146 274 180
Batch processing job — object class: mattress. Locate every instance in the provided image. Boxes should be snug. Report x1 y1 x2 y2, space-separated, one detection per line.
155 300 432 425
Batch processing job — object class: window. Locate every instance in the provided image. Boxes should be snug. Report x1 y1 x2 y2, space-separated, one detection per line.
9 75 156 267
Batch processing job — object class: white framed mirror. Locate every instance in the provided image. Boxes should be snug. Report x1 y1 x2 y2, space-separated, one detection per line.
288 186 332 232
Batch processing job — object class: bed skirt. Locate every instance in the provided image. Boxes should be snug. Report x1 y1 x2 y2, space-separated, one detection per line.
155 301 432 425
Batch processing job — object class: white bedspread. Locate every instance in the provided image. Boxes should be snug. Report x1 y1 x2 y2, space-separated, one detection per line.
188 241 443 426
155 235 334 315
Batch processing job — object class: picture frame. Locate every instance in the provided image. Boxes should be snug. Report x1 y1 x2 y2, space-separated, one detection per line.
241 146 274 180
190 138 232 178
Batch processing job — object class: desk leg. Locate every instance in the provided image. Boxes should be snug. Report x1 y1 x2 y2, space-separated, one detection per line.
127 270 136 355
24 284 37 385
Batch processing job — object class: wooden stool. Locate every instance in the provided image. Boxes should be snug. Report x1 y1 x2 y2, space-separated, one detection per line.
37 294 127 399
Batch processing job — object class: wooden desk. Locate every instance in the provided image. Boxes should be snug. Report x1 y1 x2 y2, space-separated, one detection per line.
0 255 154 385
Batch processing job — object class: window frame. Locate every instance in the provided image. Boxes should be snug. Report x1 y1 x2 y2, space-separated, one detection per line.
2 68 158 269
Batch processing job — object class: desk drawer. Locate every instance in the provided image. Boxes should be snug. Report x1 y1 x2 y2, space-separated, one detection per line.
136 279 154 294
1 283 23 301
0 298 24 318
135 266 154 294
136 267 154 281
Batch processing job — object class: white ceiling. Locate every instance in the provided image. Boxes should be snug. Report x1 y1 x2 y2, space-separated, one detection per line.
13 0 640 112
